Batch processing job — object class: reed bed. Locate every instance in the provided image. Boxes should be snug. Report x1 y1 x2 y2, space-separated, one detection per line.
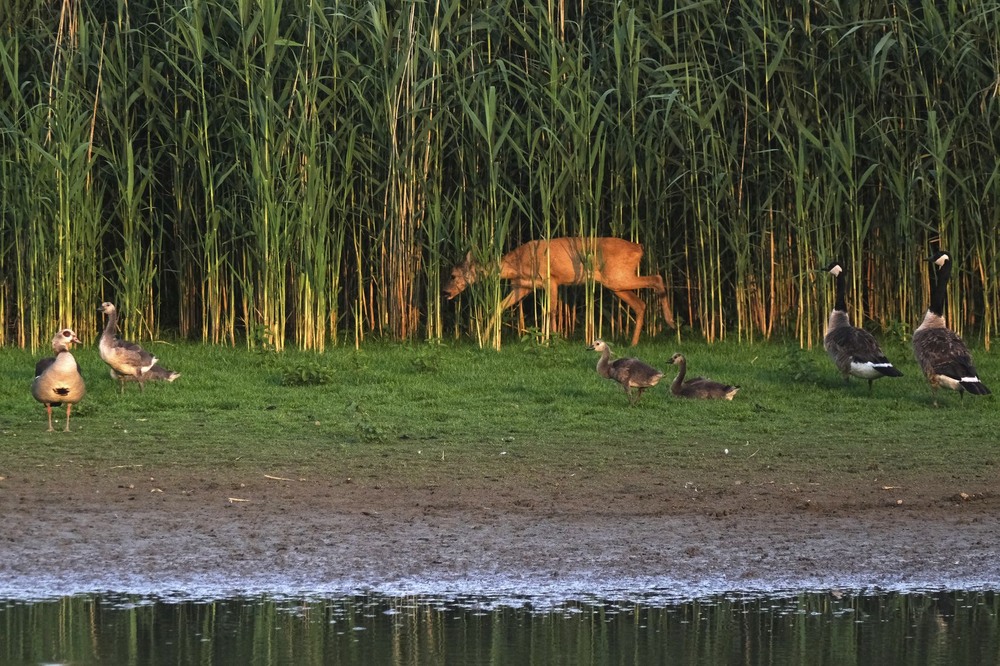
1 0 998 350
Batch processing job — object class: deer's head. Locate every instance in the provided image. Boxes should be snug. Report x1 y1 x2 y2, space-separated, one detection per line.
443 252 480 299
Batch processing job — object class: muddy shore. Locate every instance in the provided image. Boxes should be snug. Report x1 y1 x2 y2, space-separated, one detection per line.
2 465 998 601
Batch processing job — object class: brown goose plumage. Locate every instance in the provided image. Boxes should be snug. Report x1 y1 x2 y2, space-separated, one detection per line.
31 328 86 432
912 251 990 405
110 363 181 386
668 353 739 400
587 339 663 405
822 260 902 392
98 302 164 393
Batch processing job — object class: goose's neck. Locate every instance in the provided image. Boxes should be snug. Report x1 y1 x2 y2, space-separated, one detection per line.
833 269 848 313
827 270 851 331
595 347 613 378
827 310 850 332
671 358 687 391
928 260 951 317
101 310 118 342
917 310 947 331
52 350 76 370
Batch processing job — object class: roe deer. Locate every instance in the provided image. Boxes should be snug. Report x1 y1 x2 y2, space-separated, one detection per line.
444 237 674 345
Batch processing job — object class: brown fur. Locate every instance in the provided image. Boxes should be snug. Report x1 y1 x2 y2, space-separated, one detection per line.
445 238 674 346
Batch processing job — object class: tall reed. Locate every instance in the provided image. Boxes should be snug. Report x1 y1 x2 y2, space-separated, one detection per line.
1 0 998 350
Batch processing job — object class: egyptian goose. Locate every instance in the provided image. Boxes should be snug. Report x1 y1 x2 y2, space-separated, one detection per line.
822 261 903 392
32 328 86 431
98 302 161 393
587 339 663 405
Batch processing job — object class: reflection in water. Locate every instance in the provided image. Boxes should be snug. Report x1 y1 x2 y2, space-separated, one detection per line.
1 591 997 664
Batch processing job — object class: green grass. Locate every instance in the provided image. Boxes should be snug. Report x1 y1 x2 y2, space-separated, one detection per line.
2 338 996 490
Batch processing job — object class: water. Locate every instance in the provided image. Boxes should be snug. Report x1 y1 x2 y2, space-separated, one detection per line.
1 590 997 665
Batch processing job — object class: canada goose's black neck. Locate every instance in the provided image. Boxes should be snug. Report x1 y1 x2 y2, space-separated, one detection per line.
826 265 851 331
928 257 951 317
833 269 847 313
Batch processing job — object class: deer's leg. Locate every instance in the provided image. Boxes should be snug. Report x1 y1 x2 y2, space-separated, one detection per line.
544 279 562 340
500 286 532 310
648 275 676 329
490 286 533 333
630 274 675 330
605 273 675 333
612 289 647 346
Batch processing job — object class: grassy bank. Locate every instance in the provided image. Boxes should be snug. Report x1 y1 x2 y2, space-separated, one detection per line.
2 340 996 490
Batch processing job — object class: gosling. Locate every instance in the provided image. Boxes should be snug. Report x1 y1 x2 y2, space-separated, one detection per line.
587 339 663 405
668 353 740 400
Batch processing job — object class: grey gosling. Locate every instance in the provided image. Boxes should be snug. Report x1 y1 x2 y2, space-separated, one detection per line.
110 363 181 386
32 328 86 432
912 251 990 405
822 260 902 392
98 302 168 393
668 353 739 400
587 339 663 405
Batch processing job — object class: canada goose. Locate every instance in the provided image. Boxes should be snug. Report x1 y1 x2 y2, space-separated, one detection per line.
668 353 740 400
822 260 903 392
31 328 86 432
587 339 663 405
912 251 990 405
98 302 161 393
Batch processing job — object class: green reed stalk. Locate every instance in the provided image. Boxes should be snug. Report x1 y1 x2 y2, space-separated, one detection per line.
418 0 449 343
168 0 237 345
98 18 161 340
466 85 515 350
240 0 295 351
377 0 429 341
2 0 1000 349
1 35 26 347
287 5 335 352
12 5 105 350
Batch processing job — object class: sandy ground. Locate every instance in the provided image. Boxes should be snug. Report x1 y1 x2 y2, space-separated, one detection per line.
2 464 998 601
